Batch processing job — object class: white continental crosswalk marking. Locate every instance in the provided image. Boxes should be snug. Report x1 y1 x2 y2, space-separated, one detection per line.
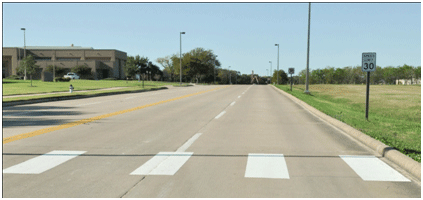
130 152 193 175
3 150 86 174
340 155 410 182
244 153 289 179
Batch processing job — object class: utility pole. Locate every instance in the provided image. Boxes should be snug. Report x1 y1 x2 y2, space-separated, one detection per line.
305 3 311 94
180 32 185 86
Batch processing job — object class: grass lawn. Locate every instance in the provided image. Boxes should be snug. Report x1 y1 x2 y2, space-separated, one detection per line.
2 79 181 96
275 84 421 162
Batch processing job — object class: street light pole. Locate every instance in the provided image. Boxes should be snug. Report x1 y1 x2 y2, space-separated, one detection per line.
213 55 217 84
305 3 311 94
21 28 27 80
180 32 185 86
275 44 279 85
269 61 272 83
228 66 231 84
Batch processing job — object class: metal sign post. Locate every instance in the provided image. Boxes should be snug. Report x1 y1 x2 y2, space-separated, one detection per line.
289 68 295 91
362 52 376 120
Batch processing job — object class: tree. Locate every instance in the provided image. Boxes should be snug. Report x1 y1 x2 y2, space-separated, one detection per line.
401 64 415 84
16 55 40 86
156 56 174 81
383 66 398 85
370 66 384 84
272 69 288 84
71 65 92 79
124 56 138 79
415 66 421 80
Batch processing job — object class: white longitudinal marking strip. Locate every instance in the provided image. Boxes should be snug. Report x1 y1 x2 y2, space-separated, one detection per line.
3 150 86 174
176 133 203 152
340 155 410 182
245 153 289 179
215 111 226 119
238 96 241 98
230 101 236 106
130 152 193 175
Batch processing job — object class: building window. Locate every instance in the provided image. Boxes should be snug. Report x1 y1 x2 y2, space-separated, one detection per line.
57 57 80 61
34 57 52 61
85 57 111 61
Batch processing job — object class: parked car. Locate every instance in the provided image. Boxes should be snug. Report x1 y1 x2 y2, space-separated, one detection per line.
64 72 80 80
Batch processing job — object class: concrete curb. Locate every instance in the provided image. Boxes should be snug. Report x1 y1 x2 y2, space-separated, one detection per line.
270 85 421 181
2 87 169 107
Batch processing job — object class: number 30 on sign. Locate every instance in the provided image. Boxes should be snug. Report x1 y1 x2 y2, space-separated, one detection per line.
362 52 376 72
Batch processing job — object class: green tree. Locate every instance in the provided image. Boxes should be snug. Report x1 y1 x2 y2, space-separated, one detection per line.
272 69 289 84
71 65 92 79
16 55 40 86
415 66 421 80
156 56 175 81
370 66 384 84
124 56 138 79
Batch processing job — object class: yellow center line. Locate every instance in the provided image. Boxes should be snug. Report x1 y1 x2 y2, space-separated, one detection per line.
3 86 229 144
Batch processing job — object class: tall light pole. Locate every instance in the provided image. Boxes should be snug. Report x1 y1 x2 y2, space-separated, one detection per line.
228 66 231 84
180 32 185 86
305 3 311 94
275 44 279 85
269 61 272 81
53 51 55 82
21 28 27 80
213 55 217 84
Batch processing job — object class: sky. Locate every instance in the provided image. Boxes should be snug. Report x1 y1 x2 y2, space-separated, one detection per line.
2 2 421 76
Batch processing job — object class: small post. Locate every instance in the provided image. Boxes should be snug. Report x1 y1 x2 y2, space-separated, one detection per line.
365 71 370 120
290 74 293 91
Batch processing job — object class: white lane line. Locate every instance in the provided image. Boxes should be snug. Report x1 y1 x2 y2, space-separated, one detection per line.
340 155 410 182
130 152 193 175
3 150 86 174
215 111 226 119
244 153 289 179
176 133 203 152
230 101 236 106
238 96 241 98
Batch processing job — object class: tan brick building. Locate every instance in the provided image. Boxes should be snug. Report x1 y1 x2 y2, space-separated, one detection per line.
2 46 127 80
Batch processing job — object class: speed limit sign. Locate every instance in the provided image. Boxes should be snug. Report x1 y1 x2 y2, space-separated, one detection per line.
362 52 376 72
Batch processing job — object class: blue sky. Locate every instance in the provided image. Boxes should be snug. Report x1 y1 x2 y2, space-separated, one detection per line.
3 2 421 76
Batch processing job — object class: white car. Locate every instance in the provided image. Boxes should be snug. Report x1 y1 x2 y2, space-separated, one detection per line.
64 72 80 79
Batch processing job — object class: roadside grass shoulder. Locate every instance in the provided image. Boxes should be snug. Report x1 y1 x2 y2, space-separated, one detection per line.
275 84 421 162
2 79 180 96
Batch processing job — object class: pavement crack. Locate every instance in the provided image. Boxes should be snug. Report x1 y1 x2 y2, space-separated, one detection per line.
120 176 145 198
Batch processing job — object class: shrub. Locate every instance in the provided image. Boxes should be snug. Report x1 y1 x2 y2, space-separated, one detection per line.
54 77 71 82
103 78 117 80
4 75 23 80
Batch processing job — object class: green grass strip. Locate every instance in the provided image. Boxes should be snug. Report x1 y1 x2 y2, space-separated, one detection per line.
275 84 421 163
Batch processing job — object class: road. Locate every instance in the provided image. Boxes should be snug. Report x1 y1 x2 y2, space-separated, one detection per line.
2 85 421 197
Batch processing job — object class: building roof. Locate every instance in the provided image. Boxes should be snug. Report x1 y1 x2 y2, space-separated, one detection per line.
24 46 94 50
